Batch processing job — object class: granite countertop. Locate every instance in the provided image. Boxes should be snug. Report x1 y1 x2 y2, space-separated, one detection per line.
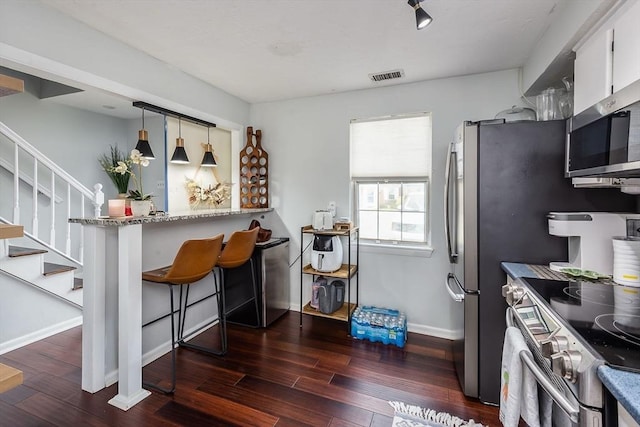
69 208 272 226
598 365 640 422
501 262 640 423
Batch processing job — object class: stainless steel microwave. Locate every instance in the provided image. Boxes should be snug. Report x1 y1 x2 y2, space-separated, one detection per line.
566 79 640 178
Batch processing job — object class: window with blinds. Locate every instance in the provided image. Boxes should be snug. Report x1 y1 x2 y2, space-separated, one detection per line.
350 113 432 246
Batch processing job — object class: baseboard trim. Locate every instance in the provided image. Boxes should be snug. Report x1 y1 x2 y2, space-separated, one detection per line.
407 323 462 341
291 304 463 341
0 316 83 355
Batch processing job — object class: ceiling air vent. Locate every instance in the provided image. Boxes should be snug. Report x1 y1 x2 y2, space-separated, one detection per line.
369 69 405 82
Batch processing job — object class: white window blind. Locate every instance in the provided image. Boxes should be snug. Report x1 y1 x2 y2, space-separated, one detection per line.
350 114 431 177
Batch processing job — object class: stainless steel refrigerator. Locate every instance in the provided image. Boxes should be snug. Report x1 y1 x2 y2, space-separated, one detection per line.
444 119 637 405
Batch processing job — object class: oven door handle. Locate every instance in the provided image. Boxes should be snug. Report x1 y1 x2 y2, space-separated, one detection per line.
519 351 580 423
506 308 580 424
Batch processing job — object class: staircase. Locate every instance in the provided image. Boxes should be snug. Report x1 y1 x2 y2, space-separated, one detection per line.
0 244 82 306
0 120 104 354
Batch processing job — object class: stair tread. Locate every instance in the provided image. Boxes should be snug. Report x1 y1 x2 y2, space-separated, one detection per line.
43 262 77 276
73 277 83 290
8 246 48 257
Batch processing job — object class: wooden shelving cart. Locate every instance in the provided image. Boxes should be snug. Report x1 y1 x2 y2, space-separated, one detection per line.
299 225 359 331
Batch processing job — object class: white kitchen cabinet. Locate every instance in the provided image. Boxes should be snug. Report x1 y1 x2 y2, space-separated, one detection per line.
612 0 640 93
574 28 613 114
573 0 640 114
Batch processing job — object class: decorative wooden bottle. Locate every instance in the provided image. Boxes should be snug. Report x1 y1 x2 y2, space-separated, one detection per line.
240 126 269 208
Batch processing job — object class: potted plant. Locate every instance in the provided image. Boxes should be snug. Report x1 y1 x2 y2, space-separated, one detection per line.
99 145 131 196
104 148 153 215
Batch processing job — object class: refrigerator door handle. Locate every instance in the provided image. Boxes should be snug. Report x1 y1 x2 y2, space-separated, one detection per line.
447 273 480 300
445 273 464 302
444 142 458 263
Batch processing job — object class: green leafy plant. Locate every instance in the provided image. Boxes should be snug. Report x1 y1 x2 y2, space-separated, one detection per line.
101 148 152 200
99 145 131 194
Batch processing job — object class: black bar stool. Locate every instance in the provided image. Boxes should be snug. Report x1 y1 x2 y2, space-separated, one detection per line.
215 227 260 354
141 234 224 394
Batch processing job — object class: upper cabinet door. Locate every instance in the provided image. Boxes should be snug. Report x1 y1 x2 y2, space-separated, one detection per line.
573 28 613 115
612 0 640 93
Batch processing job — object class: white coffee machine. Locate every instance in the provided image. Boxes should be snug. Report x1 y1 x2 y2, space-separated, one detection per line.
547 212 639 275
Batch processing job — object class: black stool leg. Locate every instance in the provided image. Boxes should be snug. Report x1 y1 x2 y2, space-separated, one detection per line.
218 268 227 354
179 284 190 341
143 283 177 394
248 258 261 328
177 271 227 356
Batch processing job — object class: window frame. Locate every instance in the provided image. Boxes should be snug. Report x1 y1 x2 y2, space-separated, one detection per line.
352 176 430 249
349 112 433 255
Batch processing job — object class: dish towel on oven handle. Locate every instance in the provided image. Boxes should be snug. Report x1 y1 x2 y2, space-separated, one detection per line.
499 327 541 427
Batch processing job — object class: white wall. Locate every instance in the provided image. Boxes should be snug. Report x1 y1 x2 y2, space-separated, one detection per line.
0 69 130 198
166 119 232 212
0 274 81 353
0 0 579 339
521 0 615 95
250 69 524 337
0 0 249 131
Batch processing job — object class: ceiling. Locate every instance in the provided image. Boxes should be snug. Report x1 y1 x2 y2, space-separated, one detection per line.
38 0 569 106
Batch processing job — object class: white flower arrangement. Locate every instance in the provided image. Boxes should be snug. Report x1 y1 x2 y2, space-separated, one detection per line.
186 177 231 208
104 149 152 200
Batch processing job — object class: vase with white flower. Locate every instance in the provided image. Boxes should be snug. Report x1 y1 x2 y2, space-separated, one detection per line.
99 145 131 197
110 149 153 216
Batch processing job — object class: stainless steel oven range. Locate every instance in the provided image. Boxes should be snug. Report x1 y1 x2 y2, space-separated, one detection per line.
503 276 640 427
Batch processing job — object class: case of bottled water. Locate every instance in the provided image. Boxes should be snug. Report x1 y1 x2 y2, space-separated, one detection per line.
350 306 406 348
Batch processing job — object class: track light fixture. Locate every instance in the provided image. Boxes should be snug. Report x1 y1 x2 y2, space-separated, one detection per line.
201 126 217 167
132 101 217 165
134 107 155 159
407 0 432 30
170 118 190 164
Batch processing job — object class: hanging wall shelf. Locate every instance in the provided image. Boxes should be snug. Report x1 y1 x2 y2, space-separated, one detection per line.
240 126 268 208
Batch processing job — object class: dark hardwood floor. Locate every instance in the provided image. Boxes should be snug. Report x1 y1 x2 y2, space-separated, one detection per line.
0 312 500 426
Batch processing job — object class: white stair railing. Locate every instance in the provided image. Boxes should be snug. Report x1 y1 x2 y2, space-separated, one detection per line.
0 120 104 266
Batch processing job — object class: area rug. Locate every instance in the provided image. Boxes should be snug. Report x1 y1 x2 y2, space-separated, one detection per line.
389 401 485 427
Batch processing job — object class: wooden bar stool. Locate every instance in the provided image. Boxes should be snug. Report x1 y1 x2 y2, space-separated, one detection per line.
215 227 260 354
141 234 224 394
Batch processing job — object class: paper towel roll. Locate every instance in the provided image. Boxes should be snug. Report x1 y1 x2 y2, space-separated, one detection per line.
613 237 640 287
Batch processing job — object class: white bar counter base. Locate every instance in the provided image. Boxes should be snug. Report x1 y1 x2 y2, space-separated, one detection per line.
69 208 271 410
107 223 150 410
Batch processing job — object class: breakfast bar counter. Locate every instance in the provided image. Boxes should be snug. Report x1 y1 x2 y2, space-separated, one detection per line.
69 208 272 410
69 207 272 226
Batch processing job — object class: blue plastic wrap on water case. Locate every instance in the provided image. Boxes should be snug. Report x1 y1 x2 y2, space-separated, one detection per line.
350 306 407 348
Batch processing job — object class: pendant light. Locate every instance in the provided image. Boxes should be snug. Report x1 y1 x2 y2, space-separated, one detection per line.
201 126 217 167
170 118 190 164
135 107 155 159
407 0 432 30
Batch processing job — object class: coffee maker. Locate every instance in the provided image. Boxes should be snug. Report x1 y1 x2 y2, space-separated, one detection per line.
547 212 638 275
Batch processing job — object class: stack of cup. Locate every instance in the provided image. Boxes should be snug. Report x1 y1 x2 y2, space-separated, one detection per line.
108 199 126 217
612 236 640 287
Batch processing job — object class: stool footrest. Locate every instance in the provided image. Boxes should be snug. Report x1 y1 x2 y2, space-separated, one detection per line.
177 316 227 356
178 340 226 356
142 380 174 395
